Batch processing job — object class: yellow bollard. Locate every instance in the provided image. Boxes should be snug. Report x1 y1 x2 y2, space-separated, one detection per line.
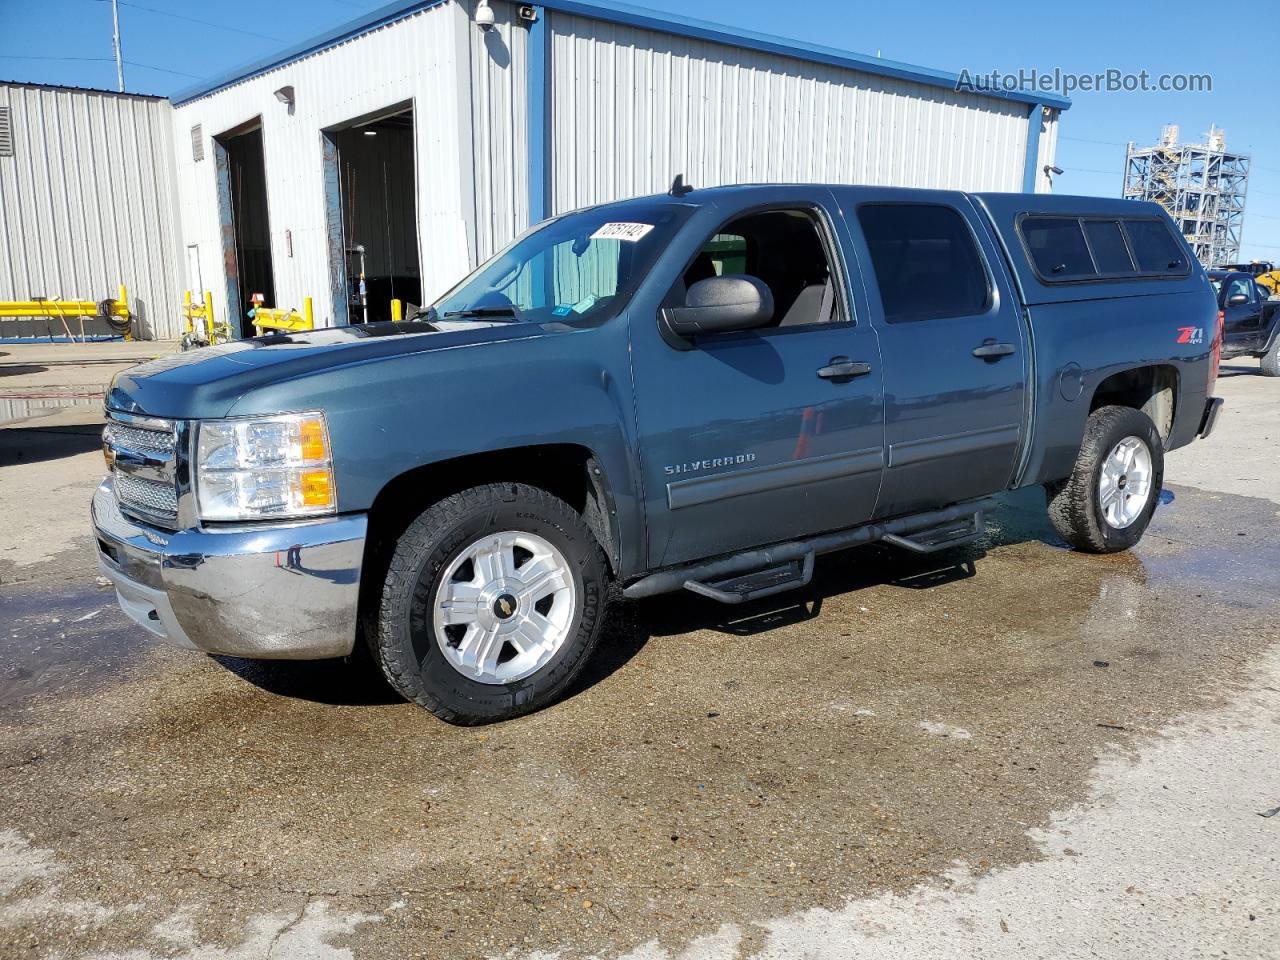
203 290 215 342
304 297 313 330
117 284 132 340
390 298 403 323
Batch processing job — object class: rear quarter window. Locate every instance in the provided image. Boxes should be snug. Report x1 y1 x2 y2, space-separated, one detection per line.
1121 219 1189 274
1022 217 1094 278
1083 220 1134 273
1018 214 1189 282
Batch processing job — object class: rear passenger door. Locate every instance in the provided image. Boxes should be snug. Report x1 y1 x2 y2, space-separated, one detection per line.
841 193 1028 518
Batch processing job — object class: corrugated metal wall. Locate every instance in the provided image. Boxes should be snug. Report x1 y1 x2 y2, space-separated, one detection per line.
468 3 529 262
0 83 184 339
174 2 499 330
547 13 1036 213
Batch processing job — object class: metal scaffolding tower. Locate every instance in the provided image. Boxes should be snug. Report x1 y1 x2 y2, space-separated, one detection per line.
1123 125 1250 267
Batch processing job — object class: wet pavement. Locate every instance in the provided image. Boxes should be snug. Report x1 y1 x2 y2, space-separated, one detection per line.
1 377 1279 959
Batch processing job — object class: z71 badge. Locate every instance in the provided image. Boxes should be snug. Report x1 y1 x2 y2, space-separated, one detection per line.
1176 326 1205 345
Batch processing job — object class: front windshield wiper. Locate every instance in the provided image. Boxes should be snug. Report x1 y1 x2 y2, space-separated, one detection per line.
441 307 520 322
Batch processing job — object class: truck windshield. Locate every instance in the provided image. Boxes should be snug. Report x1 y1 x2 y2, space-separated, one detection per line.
431 202 692 326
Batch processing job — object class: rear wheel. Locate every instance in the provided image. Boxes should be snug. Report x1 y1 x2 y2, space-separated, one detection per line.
1046 405 1164 553
371 483 610 724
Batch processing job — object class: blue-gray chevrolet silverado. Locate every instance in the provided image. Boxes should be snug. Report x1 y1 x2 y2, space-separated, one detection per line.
93 183 1224 724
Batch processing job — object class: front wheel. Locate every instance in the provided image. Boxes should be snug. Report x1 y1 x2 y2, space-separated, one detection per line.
371 483 610 724
1046 405 1164 553
1260 335 1280 377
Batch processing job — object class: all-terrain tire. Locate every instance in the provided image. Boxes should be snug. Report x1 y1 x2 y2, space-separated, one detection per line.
1046 405 1164 554
1260 335 1280 377
371 483 610 725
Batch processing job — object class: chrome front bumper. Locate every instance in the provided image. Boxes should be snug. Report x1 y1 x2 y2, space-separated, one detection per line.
91 477 367 659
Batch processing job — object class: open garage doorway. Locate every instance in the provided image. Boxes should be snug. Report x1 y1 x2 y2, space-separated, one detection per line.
213 121 275 338
323 104 421 325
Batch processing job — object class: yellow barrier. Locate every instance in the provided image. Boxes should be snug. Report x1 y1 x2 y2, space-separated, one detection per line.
390 298 403 323
252 297 315 335
0 284 131 340
180 290 231 346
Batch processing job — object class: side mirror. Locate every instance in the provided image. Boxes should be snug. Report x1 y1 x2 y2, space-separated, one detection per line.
1227 293 1249 306
664 275 774 342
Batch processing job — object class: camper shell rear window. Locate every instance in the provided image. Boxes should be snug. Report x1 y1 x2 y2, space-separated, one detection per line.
1018 214 1191 283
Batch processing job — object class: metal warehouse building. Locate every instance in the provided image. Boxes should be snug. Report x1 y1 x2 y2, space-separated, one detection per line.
0 83 185 339
2 0 1069 340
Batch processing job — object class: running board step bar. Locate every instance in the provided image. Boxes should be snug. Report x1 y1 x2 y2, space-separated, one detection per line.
684 551 815 604
880 509 987 554
623 498 995 604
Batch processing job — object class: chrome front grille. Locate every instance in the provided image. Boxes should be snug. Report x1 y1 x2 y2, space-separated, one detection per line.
105 410 184 529
114 471 179 518
104 422 175 458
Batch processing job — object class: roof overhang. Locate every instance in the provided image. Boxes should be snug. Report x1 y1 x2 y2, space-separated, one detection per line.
170 0 1071 112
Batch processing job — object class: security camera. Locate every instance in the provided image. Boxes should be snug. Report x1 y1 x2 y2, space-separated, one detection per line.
1044 165 1064 176
475 0 495 29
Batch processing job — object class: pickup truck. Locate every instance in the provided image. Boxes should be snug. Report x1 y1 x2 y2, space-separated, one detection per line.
93 183 1223 724
1207 270 1280 375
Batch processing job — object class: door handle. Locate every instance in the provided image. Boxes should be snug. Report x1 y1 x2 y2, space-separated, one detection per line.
817 357 873 381
972 340 1016 359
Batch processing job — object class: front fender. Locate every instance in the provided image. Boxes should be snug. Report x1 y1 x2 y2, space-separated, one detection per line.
225 323 645 576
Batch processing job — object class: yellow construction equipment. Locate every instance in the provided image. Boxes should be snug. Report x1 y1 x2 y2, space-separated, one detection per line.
0 285 132 340
180 290 232 350
251 297 315 335
1256 271 1280 298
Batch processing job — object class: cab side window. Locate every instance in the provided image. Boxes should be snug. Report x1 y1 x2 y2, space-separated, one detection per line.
1225 277 1253 302
674 209 845 328
857 203 991 322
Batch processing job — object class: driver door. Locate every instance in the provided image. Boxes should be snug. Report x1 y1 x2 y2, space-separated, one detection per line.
627 189 885 569
1222 276 1266 353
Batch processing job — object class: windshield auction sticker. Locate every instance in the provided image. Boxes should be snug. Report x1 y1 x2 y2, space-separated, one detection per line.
590 222 655 242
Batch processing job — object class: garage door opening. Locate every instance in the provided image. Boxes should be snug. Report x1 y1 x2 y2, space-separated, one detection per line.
214 121 274 337
324 105 421 324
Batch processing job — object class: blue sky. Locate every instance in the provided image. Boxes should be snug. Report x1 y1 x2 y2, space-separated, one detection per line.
2 0 1278 260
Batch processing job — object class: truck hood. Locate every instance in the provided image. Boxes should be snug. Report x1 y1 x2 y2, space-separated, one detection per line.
106 320 549 419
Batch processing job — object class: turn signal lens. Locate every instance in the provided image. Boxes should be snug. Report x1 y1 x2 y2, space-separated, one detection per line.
299 468 334 509
300 417 328 462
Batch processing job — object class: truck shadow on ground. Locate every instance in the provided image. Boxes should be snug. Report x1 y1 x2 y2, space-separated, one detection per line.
1219 362 1264 378
0 423 105 467
572 485 1065 697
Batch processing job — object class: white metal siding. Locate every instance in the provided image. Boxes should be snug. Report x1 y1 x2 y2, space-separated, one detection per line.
467 1 529 262
171 3 478 329
0 84 184 339
547 13 1031 214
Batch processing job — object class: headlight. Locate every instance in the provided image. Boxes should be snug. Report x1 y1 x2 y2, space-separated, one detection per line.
195 412 336 521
